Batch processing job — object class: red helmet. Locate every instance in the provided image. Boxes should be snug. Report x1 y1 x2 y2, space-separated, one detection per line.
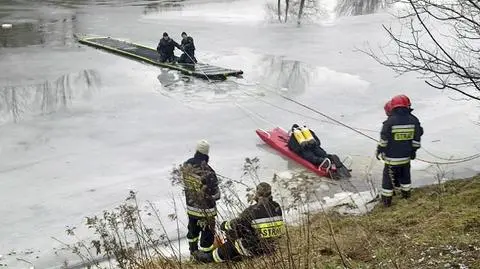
384 101 392 116
394 94 411 107
390 95 410 109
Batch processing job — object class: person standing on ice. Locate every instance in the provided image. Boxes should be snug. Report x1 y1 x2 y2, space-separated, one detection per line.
177 32 197 64
287 124 351 179
376 95 423 207
157 32 181 63
181 140 221 258
193 182 284 263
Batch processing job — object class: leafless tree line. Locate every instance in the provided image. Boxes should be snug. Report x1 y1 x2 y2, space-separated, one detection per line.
0 69 100 123
268 0 324 24
366 0 480 101
260 56 313 95
336 0 388 16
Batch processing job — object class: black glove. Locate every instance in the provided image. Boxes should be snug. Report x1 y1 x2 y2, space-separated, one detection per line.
375 149 384 160
411 151 416 160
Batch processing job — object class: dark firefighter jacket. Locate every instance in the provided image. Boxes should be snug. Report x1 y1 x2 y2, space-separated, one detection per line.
180 36 195 56
220 198 284 256
377 107 423 166
287 128 323 156
157 38 181 57
182 152 220 218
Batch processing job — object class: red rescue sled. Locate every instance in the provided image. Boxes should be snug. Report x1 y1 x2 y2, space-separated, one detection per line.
256 127 335 178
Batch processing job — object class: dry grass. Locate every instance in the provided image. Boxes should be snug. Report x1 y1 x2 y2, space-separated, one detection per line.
152 175 480 269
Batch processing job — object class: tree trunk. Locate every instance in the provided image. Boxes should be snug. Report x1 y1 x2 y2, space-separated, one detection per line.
10 87 19 122
285 0 290 22
297 0 306 25
277 0 282 22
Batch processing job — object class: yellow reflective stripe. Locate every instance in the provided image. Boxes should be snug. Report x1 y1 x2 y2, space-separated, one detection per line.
225 220 232 230
384 160 410 165
186 211 217 217
392 124 415 129
251 216 283 224
234 240 251 257
251 221 284 229
412 140 421 148
391 128 415 133
188 236 199 243
199 244 215 252
252 221 285 239
212 248 224 263
382 189 393 197
187 206 217 217
198 232 216 252
401 184 411 191
384 157 410 165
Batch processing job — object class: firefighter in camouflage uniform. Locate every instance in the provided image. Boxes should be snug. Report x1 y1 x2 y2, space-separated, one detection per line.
181 140 221 257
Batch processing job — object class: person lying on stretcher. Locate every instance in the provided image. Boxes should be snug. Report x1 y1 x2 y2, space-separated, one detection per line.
287 124 351 179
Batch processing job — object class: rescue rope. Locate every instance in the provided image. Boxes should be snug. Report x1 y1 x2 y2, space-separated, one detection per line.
227 79 480 166
273 92 480 165
178 52 282 129
180 54 480 166
225 81 379 134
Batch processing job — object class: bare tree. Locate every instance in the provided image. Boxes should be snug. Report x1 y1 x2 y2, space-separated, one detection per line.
268 0 320 24
365 0 480 101
278 0 282 21
298 0 306 25
285 0 290 22
336 0 387 16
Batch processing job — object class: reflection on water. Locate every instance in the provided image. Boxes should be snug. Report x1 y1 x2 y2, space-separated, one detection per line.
335 0 387 16
0 14 77 47
141 0 184 14
0 69 101 123
24 0 185 9
154 55 313 107
257 55 313 96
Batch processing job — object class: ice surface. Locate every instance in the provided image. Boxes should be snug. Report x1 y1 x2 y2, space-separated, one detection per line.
1 0 479 268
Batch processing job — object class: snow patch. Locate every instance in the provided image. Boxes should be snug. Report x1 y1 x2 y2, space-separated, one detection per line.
284 190 378 226
276 171 294 180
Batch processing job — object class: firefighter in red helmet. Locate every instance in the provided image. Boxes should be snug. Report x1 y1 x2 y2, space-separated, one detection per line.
376 95 423 207
384 100 392 116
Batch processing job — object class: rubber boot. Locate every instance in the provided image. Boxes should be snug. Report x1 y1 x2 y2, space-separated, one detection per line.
192 250 214 263
401 190 411 199
189 242 198 254
339 167 352 178
382 195 392 207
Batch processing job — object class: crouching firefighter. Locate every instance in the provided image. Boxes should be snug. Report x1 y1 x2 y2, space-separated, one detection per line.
193 182 284 263
376 95 423 207
181 140 221 257
288 124 351 178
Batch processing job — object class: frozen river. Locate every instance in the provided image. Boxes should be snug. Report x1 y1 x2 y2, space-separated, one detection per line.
1 0 479 267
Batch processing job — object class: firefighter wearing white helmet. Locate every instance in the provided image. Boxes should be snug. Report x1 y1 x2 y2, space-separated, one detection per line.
181 140 220 258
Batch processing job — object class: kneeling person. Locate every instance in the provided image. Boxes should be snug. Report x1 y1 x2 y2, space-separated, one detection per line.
193 182 284 263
